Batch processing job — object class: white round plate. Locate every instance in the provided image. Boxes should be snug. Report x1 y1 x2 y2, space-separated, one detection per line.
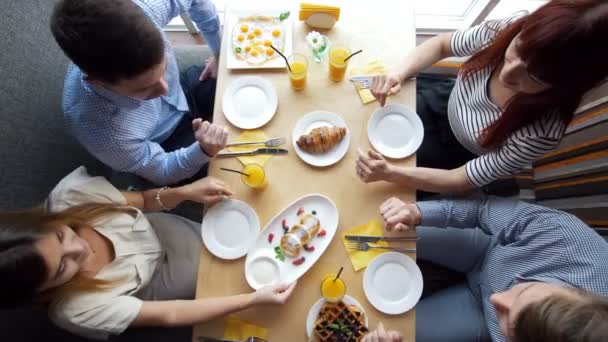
363 252 423 315
222 76 278 129
245 249 282 289
292 111 351 167
306 295 368 338
202 200 260 260
367 103 423 159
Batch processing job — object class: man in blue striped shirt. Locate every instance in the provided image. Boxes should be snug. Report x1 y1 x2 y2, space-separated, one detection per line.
51 0 227 185
363 196 608 342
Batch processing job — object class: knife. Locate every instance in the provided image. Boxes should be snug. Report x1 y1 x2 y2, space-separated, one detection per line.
345 235 419 243
216 148 288 157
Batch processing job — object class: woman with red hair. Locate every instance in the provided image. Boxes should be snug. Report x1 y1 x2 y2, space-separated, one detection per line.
357 0 608 199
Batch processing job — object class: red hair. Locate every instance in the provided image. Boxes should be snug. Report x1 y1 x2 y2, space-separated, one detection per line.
460 0 608 149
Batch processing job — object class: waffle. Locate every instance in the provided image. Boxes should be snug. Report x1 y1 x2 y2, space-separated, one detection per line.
313 301 369 341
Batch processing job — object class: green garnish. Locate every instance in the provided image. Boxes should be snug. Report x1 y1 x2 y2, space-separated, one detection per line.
328 320 352 336
235 47 242 53
279 11 290 21
274 246 285 262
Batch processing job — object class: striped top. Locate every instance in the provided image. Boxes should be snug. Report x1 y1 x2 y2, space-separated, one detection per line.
63 0 221 185
418 196 608 342
447 15 567 187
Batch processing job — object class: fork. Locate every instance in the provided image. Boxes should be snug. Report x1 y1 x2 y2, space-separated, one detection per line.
244 338 267 342
347 241 416 253
226 137 286 148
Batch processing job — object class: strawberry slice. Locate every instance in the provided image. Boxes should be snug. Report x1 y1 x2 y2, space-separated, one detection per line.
317 229 327 237
296 207 304 216
304 245 315 252
268 233 275 243
292 256 306 265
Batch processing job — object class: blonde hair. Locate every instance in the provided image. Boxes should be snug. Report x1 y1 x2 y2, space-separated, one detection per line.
0 203 133 306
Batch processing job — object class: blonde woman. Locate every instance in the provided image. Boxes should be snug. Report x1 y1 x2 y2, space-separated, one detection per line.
0 167 296 339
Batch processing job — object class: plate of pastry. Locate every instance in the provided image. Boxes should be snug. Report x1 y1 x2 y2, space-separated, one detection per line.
225 8 293 69
244 194 339 290
292 111 350 167
306 295 369 341
222 76 278 129
367 103 423 159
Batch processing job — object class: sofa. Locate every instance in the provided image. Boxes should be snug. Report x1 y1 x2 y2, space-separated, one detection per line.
0 1 211 341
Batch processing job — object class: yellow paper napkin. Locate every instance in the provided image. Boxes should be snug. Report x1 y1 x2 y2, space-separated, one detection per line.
341 219 389 272
228 130 272 166
349 59 388 105
224 316 268 341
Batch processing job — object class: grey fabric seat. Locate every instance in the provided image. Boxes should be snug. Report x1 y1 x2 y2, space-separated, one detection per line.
0 1 210 341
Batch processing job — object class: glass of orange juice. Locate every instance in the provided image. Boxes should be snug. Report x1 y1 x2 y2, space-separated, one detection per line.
288 54 308 90
241 164 268 190
329 46 351 82
320 274 346 302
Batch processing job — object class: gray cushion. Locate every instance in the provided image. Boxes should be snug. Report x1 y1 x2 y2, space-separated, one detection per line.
0 0 108 211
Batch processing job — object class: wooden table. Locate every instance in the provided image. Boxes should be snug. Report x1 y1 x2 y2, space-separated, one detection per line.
194 1 417 340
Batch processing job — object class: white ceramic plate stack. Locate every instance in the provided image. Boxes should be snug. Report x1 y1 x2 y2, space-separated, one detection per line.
225 9 294 70
305 295 369 338
363 252 423 315
367 103 424 159
292 111 351 167
201 200 260 260
222 76 278 129
245 194 339 289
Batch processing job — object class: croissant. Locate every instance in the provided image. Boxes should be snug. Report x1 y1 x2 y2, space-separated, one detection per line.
297 126 346 153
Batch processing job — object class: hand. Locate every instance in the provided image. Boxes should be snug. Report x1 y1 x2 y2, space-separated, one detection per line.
356 149 394 183
370 73 402 107
379 197 421 232
362 322 403 342
253 282 297 305
193 119 228 157
199 56 218 81
180 176 233 204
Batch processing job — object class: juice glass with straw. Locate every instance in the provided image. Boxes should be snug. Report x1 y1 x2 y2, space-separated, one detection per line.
320 267 346 302
288 54 308 90
329 46 351 82
241 163 268 190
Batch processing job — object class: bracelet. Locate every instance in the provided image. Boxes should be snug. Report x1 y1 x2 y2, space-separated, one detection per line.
155 186 173 211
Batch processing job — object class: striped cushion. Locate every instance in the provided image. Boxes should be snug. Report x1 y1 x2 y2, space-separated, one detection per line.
533 81 608 235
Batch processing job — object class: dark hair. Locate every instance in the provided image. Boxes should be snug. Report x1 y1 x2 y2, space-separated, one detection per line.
0 210 49 308
460 0 608 149
50 0 165 83
513 290 608 342
0 204 131 309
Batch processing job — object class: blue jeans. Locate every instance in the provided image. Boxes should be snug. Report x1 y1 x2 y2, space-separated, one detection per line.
416 226 493 342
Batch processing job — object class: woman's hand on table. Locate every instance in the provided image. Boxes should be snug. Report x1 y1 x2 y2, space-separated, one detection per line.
252 282 297 305
193 119 229 157
180 176 233 205
356 149 396 183
371 73 402 107
379 197 421 232
363 322 403 342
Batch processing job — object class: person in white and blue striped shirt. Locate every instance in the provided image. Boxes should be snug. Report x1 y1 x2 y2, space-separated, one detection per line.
357 0 608 198
362 195 608 342
51 0 228 185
